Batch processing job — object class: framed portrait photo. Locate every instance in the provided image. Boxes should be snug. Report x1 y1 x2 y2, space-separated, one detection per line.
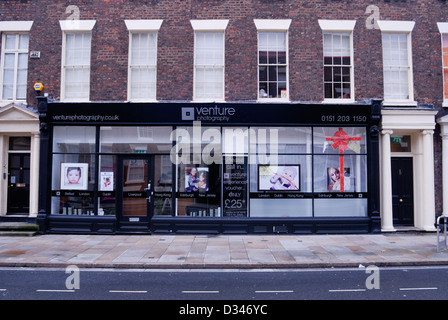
185 167 209 192
258 165 300 191
327 167 351 191
60 163 89 190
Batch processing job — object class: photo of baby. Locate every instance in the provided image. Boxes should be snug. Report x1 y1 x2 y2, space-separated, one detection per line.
258 165 300 191
60 163 89 190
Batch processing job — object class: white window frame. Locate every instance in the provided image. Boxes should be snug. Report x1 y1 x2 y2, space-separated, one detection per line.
125 20 163 102
0 21 33 104
191 20 229 102
378 20 417 106
318 20 356 103
437 22 448 108
59 20 96 102
254 19 291 102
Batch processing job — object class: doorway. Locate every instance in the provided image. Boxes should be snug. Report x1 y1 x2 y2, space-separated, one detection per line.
7 153 30 214
117 155 154 232
391 157 414 226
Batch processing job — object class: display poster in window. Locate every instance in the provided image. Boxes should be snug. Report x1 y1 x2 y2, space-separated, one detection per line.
327 167 351 192
100 172 114 191
60 163 89 190
223 158 248 217
258 165 300 191
185 167 209 192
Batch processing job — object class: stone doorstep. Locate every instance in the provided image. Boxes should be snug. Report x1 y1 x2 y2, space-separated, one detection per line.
0 222 39 236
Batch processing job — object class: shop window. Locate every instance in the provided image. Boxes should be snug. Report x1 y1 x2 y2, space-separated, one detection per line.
53 126 96 153
176 163 221 217
313 127 366 154
250 127 312 155
51 154 95 215
249 154 313 218
153 155 173 216
98 155 116 216
100 126 172 153
313 126 368 217
313 155 367 193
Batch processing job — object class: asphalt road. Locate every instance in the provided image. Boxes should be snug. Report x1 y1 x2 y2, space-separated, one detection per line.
0 266 446 303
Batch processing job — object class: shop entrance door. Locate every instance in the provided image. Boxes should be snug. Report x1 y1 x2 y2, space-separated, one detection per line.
117 156 153 232
391 157 414 226
7 153 30 214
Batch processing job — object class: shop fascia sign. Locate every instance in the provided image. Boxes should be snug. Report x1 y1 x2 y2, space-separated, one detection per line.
182 105 235 122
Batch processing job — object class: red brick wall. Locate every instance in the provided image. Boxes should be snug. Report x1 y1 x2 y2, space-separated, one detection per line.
1 0 447 214
0 0 447 107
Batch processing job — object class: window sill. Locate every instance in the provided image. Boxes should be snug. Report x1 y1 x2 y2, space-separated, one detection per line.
193 99 226 103
127 99 158 103
61 98 91 103
257 98 290 103
383 100 418 107
323 98 355 104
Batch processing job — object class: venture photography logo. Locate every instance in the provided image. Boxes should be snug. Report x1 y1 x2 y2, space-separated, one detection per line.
182 105 236 122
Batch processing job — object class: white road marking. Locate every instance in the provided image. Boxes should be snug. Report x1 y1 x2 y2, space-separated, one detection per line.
255 290 294 293
109 290 148 293
399 287 438 291
36 289 75 293
329 289 366 292
182 290 219 294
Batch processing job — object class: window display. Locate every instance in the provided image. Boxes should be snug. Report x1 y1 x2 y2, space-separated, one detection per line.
258 165 300 191
49 125 370 219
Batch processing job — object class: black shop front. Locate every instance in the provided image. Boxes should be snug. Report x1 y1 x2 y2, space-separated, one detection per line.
36 98 382 234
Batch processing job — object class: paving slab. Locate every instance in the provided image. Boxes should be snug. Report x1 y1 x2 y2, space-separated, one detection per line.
0 233 447 269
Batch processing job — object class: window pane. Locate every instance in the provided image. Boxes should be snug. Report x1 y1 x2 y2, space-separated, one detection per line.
313 127 366 154
443 35 448 67
100 126 172 153
5 34 16 50
53 126 96 153
9 137 31 151
4 53 15 68
19 34 29 50
444 69 448 100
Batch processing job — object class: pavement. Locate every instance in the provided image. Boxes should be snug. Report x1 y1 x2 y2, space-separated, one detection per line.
0 232 448 269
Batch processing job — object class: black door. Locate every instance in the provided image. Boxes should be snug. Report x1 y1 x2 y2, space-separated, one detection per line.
391 157 414 226
117 156 153 232
7 153 30 214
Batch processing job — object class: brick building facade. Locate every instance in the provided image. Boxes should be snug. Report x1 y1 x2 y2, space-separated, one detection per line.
0 0 446 234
